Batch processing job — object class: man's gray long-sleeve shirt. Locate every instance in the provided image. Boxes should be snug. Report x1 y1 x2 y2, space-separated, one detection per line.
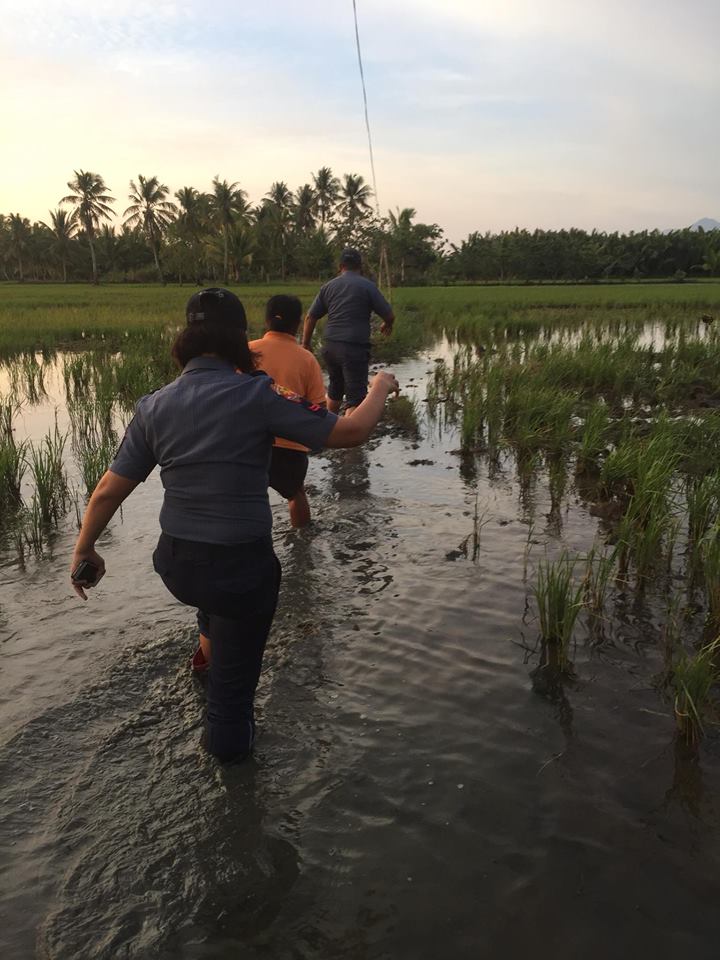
308 270 393 346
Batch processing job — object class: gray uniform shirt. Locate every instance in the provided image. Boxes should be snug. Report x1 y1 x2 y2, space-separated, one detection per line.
308 270 392 346
110 357 337 544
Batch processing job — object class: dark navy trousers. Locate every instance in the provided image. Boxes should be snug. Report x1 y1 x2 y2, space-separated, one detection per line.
153 533 281 761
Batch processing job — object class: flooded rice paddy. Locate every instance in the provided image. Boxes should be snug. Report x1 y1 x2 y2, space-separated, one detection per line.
3 316 720 958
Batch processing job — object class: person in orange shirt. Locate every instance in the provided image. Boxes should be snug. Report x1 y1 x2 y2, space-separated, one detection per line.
249 295 326 528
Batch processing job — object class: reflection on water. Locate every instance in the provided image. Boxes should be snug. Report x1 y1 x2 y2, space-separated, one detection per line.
325 445 371 499
662 735 707 820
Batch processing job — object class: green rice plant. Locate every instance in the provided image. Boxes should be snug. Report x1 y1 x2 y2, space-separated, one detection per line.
0 397 17 445
701 525 720 635
576 400 610 470
0 397 27 515
533 553 584 670
668 413 720 482
686 470 720 545
70 486 84 530
26 424 69 525
13 496 46 557
660 592 683 680
0 437 27 510
547 456 569 530
632 508 674 581
484 364 504 455
75 434 117 497
671 636 720 745
67 394 116 449
20 353 47 404
583 543 619 615
383 394 421 436
598 436 639 499
62 352 99 403
503 382 576 453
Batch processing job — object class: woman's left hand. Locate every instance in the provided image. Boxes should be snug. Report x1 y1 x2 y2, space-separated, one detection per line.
70 548 106 601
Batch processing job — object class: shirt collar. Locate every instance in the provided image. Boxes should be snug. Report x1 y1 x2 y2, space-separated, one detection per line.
182 356 237 374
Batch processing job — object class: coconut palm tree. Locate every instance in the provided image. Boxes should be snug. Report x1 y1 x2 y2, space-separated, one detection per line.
263 182 295 280
312 167 340 228
175 186 211 282
210 177 249 284
60 170 115 284
175 187 209 240
7 214 31 281
123 175 178 283
294 184 317 233
96 224 119 276
40 208 77 282
338 173 373 232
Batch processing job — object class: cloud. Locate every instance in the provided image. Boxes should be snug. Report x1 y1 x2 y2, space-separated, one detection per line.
1 0 718 239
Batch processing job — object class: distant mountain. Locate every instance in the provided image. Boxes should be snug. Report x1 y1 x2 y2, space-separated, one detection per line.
689 217 720 231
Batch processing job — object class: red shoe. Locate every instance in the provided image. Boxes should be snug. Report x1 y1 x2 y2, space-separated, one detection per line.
190 647 209 673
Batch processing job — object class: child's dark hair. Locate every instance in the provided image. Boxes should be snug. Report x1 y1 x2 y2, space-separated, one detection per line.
265 294 303 335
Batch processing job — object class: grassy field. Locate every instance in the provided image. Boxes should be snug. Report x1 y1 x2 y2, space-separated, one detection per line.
1 281 720 357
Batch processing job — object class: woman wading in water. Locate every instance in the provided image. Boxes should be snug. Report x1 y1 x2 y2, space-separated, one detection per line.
69 288 398 762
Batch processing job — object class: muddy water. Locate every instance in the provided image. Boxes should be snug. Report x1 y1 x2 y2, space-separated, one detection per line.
2 344 720 960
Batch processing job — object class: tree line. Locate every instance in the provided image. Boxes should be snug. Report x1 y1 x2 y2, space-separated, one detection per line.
1 168 718 285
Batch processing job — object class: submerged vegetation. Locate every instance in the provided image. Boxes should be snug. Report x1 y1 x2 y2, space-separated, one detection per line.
533 553 583 671
671 637 720 745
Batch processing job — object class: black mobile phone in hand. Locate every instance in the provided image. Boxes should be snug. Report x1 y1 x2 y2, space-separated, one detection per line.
72 560 99 585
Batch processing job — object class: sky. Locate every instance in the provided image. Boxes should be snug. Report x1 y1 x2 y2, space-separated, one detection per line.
1 0 718 242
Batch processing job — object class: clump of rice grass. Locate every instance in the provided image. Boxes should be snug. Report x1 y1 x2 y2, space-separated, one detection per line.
383 395 421 436
618 502 677 583
533 552 584 670
11 496 47 558
582 543 619 616
700 525 720 635
504 382 576 454
19 353 47 404
0 397 18 445
75 434 117 497
576 400 610 471
671 636 720 745
607 427 680 581
0 438 27 511
26 423 69 524
0 399 27 518
686 470 720 546
548 456 568 517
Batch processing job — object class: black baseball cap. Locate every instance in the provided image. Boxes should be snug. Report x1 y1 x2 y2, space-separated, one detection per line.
185 288 247 330
340 247 362 268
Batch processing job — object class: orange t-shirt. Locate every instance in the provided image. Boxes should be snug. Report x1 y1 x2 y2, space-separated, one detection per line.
249 331 326 452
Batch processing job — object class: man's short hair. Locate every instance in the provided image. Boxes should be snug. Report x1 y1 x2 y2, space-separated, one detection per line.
340 247 362 270
266 294 303 335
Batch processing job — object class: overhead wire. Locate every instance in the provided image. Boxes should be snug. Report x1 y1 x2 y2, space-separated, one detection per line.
351 0 391 296
352 0 380 218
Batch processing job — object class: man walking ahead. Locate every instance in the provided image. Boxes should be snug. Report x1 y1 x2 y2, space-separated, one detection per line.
302 247 395 413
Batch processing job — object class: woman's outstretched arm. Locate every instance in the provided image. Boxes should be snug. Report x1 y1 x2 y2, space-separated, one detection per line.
325 372 399 448
70 470 140 599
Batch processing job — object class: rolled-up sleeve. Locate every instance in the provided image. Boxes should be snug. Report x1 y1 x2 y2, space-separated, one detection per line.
110 402 157 481
308 287 328 320
262 380 338 449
